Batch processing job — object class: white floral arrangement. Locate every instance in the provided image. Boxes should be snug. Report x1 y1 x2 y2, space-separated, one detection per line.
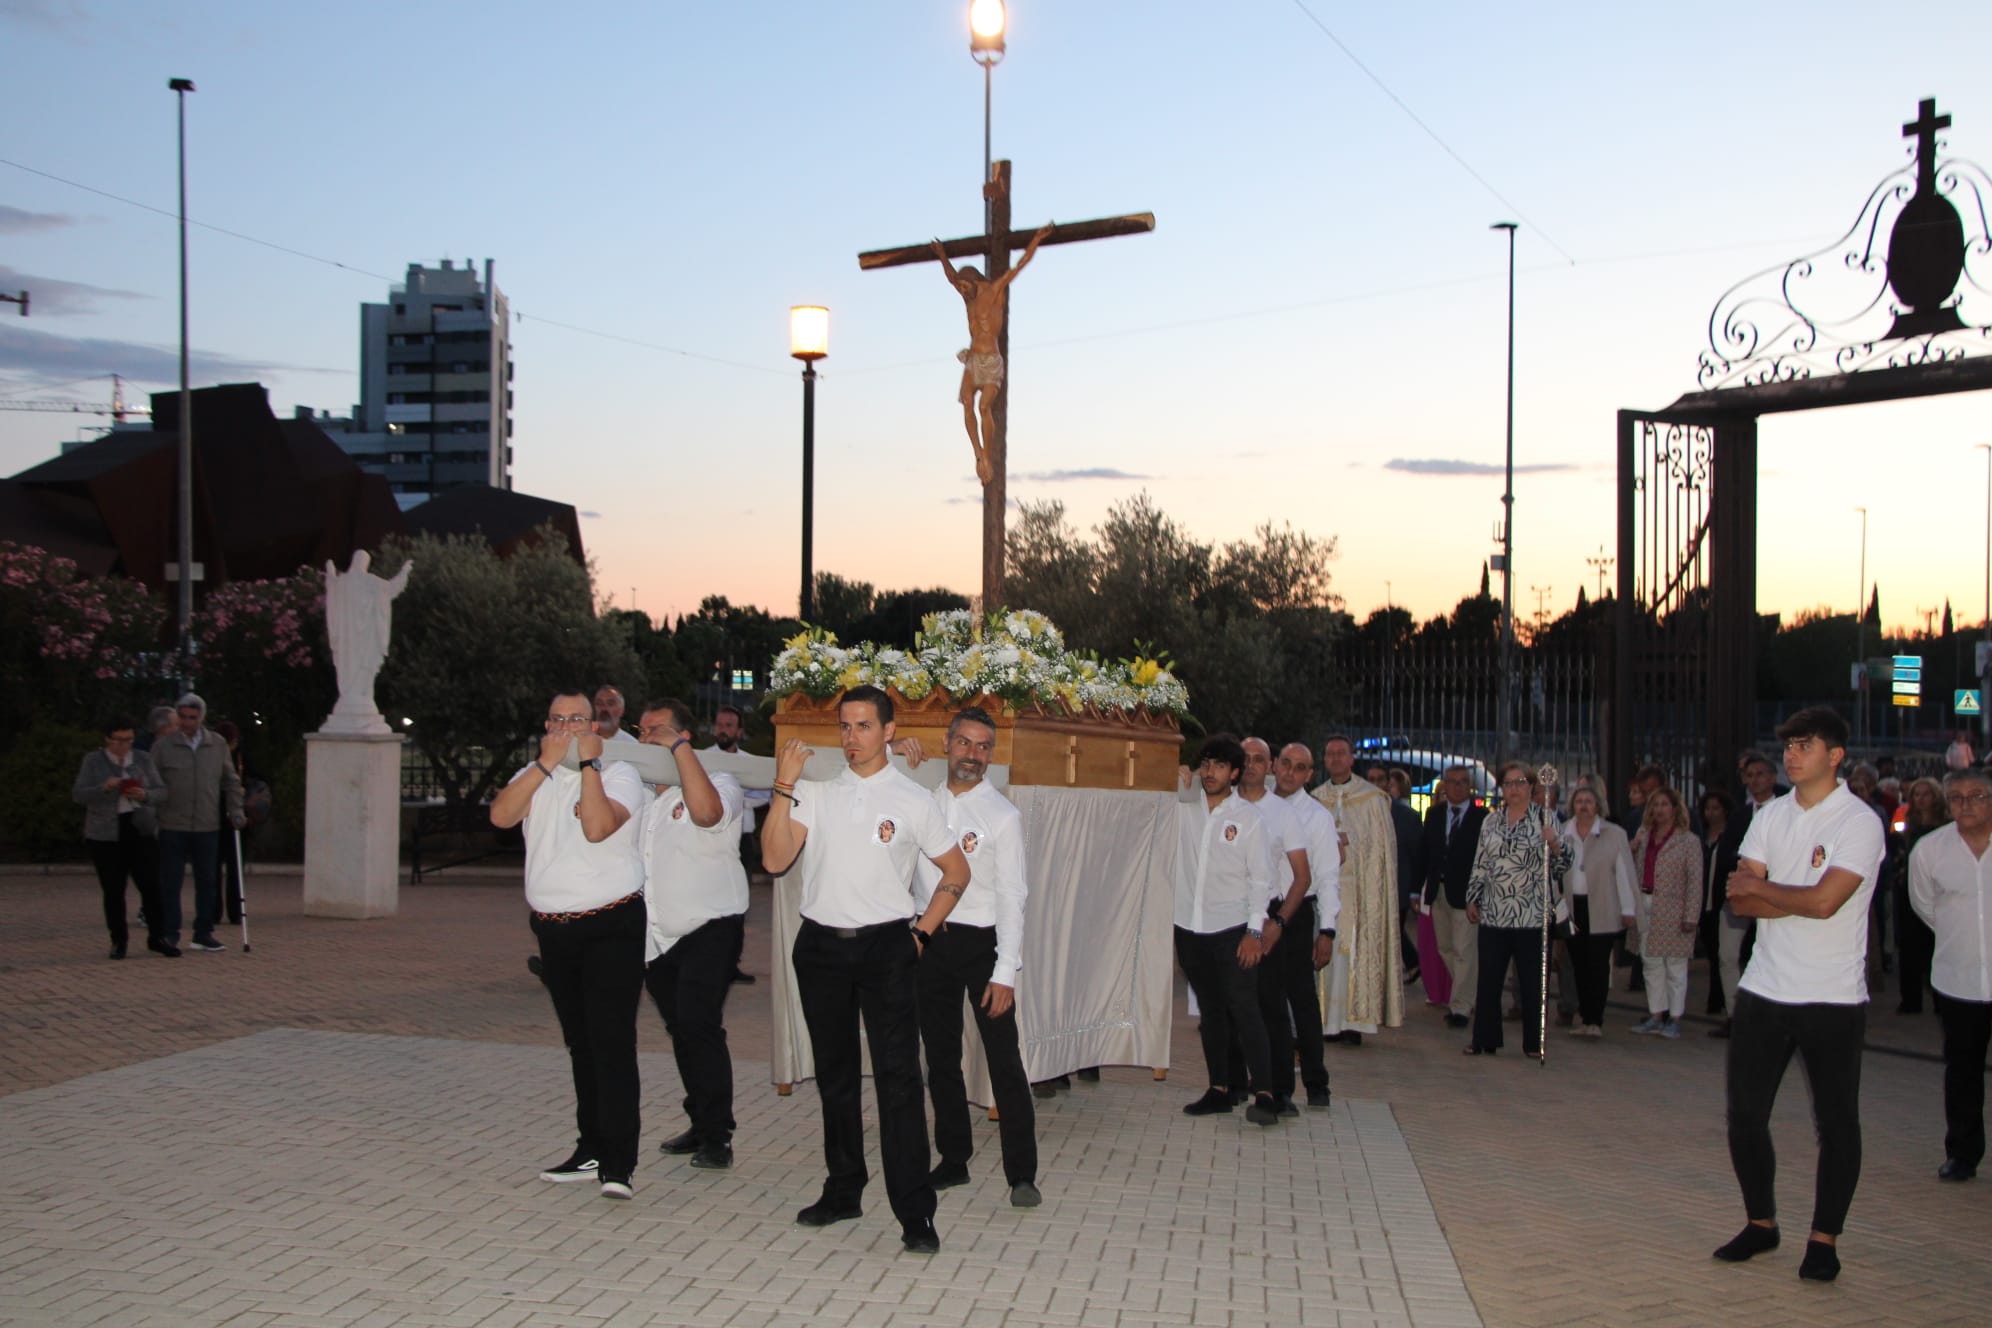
768 610 1187 719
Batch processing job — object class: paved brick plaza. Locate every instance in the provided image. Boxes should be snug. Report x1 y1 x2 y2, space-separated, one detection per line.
2 865 1988 1326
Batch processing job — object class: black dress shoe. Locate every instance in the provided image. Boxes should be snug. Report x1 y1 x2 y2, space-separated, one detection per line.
901 1220 940 1254
659 1129 700 1156
1031 1081 1058 1099
1444 1013 1470 1029
1183 1089 1234 1116
730 969 756 985
1275 1096 1299 1118
689 1141 732 1170
1305 1087 1331 1109
1939 1159 1977 1181
1076 1066 1100 1083
155 941 181 958
1341 1031 1364 1046
109 943 127 960
929 1160 970 1189
796 1198 863 1227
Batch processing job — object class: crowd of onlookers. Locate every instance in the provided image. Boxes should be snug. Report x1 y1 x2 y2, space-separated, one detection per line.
1364 743 1955 1044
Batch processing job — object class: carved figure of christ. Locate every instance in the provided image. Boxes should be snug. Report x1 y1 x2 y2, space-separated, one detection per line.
857 160 1154 609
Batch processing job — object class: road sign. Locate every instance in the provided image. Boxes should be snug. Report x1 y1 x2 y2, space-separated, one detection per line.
1959 690 1983 716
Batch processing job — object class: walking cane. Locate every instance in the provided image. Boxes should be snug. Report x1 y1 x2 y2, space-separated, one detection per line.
233 825 252 953
1537 764 1558 1067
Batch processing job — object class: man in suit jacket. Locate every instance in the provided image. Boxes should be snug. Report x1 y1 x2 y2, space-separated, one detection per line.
1420 767 1487 1028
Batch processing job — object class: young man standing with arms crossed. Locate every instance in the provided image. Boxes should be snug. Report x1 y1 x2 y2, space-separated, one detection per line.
1716 706 1886 1282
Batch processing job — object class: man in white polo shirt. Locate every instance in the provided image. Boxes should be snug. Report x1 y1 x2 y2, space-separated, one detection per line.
635 698 747 1173
491 687 651 1201
1275 741 1341 1108
1174 734 1281 1127
1908 766 1992 1183
904 706 1041 1209
1233 737 1314 1116
1716 706 1885 1283
760 685 971 1255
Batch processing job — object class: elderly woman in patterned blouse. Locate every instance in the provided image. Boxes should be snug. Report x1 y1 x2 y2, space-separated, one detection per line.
1464 762 1574 1059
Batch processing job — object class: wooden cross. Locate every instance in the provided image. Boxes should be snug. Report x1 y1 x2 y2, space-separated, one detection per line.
858 160 1153 610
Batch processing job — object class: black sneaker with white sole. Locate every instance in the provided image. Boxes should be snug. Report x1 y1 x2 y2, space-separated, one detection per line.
539 1151 600 1183
599 1174 633 1200
189 937 226 953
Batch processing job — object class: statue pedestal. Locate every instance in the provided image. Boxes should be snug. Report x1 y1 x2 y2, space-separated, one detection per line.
304 730 406 919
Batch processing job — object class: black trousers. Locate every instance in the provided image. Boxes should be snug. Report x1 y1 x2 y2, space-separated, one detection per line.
89 815 160 948
793 917 935 1227
1175 924 1270 1093
1472 925 1543 1055
531 894 646 1179
643 913 742 1146
1569 899 1616 1028
1940 996 1992 1168
916 922 1038 1185
1725 989 1865 1236
1229 900 1327 1098
1895 883 1936 1011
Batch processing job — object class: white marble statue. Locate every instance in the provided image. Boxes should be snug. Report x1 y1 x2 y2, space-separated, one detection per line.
321 551 413 735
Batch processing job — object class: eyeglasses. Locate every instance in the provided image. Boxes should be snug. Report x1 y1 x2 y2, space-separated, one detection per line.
1501 778 1531 789
545 714 592 727
637 724 675 739
1947 792 1991 807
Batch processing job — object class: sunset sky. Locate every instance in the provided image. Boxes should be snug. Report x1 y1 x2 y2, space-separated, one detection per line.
4 1 1990 637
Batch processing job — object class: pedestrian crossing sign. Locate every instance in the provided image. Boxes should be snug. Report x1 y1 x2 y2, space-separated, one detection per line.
1958 690 1983 716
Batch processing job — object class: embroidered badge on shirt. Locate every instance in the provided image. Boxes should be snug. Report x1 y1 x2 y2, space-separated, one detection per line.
875 816 897 845
1223 822 1240 843
1811 844 1827 869
671 801 686 821
960 830 980 855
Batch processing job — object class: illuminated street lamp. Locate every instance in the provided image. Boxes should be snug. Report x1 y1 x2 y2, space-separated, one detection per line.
790 305 828 624
969 1 1006 231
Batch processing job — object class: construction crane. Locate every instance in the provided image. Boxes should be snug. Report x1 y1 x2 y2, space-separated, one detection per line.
0 375 148 422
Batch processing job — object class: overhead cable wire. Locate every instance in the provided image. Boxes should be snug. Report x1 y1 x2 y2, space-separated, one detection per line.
1286 0 1578 264
0 157 779 377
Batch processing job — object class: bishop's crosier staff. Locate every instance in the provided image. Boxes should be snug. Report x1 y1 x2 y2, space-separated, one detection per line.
1538 765 1558 1068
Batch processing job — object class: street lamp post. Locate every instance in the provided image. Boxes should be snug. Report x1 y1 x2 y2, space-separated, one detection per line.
1978 444 1991 748
969 0 1006 234
789 306 828 624
170 76 196 669
1855 504 1868 747
1492 221 1518 764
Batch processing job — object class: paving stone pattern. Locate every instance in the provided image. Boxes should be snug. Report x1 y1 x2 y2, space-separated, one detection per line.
2 867 1989 1325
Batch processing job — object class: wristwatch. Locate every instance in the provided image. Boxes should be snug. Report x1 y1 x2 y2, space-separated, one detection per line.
579 758 603 773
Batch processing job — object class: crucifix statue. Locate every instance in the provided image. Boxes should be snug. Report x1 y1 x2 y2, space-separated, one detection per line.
859 160 1153 609
934 221 1052 487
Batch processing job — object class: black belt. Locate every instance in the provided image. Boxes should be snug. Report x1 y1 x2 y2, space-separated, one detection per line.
802 916 909 939
941 921 993 934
